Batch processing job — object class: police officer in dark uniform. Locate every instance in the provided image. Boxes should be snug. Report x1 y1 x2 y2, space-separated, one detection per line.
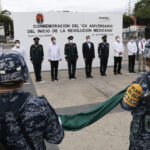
30 37 44 82
64 36 78 80
98 35 109 76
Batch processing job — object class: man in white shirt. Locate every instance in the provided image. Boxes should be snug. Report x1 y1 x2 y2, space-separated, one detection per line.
48 37 62 81
138 36 147 72
12 40 26 60
113 36 124 75
127 36 137 73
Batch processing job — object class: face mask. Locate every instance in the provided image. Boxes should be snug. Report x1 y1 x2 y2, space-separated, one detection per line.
87 39 91 42
143 39 146 42
69 40 73 43
116 38 120 42
16 43 20 47
53 40 56 44
131 40 134 43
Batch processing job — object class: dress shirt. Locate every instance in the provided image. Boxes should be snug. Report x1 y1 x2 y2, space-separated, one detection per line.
113 41 124 57
127 41 137 56
87 42 91 49
138 41 147 54
48 44 61 61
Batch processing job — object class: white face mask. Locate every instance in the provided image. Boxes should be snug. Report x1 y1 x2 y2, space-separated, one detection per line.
53 40 56 44
16 43 20 48
87 39 91 42
131 40 134 43
69 40 73 43
116 38 120 42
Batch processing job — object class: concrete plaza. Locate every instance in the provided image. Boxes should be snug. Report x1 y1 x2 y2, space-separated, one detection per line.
26 49 146 150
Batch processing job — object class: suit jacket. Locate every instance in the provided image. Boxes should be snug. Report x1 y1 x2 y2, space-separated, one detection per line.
82 42 95 59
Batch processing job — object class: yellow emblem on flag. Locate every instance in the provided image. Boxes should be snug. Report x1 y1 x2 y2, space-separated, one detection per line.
123 83 143 107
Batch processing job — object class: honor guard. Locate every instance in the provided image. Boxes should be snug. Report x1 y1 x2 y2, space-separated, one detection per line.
64 36 78 80
98 35 109 76
121 40 150 150
30 37 44 82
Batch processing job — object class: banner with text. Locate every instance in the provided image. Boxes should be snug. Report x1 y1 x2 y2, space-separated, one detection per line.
12 12 122 72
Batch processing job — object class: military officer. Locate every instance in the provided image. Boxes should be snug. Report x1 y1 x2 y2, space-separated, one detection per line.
98 35 109 76
64 36 78 80
121 40 150 150
30 37 44 82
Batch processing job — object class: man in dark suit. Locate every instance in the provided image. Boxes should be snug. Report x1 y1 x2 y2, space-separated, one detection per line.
82 36 95 78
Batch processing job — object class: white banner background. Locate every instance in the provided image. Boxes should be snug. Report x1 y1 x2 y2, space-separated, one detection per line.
12 12 122 72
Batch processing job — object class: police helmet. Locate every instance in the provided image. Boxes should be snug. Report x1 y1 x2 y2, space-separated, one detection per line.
144 40 150 59
0 50 29 84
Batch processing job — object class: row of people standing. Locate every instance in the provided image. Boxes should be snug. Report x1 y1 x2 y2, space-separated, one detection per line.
127 36 147 73
47 35 109 81
11 35 112 82
29 35 110 82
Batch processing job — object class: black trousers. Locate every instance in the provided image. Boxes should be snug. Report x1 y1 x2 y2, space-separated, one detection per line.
128 55 135 72
33 61 42 82
50 61 59 80
100 56 108 75
114 57 122 74
85 58 93 77
68 59 77 78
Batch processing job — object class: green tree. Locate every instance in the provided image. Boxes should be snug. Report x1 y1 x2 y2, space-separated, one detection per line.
123 15 134 28
0 10 14 38
134 0 150 26
134 0 150 38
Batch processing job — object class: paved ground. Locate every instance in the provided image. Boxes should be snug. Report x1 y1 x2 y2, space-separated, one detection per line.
24 42 148 150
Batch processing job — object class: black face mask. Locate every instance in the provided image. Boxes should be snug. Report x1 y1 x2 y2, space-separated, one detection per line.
104 39 107 43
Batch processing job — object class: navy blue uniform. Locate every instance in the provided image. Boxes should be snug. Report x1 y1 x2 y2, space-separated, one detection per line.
0 90 64 150
98 42 109 75
121 71 150 150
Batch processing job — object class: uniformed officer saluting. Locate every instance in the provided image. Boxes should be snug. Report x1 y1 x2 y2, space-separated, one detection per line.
65 36 78 80
98 35 109 76
30 37 44 82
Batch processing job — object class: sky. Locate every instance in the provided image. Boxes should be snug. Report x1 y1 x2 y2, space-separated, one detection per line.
1 0 130 13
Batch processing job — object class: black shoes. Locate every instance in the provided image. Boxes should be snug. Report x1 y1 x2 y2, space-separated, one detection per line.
89 75 93 78
51 79 55 82
86 75 93 78
55 78 59 81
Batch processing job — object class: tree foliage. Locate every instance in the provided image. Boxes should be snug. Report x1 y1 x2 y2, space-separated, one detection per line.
123 15 134 28
0 10 14 38
134 0 150 26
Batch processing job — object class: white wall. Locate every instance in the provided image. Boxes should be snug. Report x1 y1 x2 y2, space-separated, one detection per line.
12 12 122 72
